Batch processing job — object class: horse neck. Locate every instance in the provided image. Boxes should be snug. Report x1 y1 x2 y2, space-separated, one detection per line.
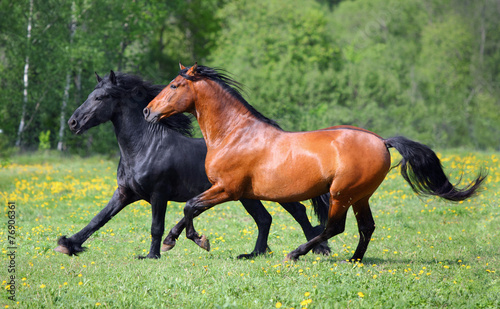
195 81 262 147
111 98 166 159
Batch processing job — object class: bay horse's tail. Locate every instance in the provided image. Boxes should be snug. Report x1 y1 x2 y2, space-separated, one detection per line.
384 136 486 201
311 194 330 226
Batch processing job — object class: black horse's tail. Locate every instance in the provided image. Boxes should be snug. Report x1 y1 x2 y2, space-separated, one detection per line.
384 136 486 201
311 193 330 226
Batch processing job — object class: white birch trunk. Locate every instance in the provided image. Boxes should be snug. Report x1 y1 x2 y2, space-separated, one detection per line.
57 1 77 151
16 0 33 147
57 72 71 151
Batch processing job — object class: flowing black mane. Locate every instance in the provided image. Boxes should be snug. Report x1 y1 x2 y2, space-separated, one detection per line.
180 65 282 129
100 72 193 137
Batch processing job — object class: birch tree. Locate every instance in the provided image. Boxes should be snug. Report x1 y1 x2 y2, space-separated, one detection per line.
57 1 77 151
15 0 33 147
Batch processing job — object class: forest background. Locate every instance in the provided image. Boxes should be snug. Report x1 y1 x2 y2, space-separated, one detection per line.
1 0 499 157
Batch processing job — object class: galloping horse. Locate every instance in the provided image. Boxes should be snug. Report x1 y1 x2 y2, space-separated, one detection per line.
55 71 330 259
143 63 486 262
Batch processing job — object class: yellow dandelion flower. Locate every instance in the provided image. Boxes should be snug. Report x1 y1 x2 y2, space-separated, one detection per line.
304 292 310 297
300 299 312 306
275 302 282 308
358 292 365 298
40 284 46 289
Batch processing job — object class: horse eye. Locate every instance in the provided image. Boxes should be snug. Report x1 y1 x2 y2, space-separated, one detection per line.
170 84 177 89
95 95 109 101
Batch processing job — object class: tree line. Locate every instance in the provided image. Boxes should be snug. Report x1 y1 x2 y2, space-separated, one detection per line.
1 0 499 157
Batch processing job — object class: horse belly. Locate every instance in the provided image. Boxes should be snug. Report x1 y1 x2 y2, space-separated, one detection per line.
249 147 333 202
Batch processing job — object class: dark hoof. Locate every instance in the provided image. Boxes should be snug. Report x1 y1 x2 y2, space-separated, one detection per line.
284 252 299 263
56 236 86 256
237 253 257 259
196 235 210 251
236 246 271 259
162 238 176 252
311 241 331 255
54 245 70 255
161 243 175 252
136 254 161 260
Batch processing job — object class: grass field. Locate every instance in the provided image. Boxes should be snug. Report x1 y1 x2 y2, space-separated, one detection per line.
1 150 499 308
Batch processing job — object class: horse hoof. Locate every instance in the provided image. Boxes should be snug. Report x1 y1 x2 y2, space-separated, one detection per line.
54 245 70 255
237 252 260 259
312 245 331 256
161 243 175 252
284 253 298 263
136 254 160 260
199 235 210 251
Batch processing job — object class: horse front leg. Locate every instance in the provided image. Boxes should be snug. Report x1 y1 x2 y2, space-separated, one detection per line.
161 207 209 252
184 185 232 251
55 187 137 256
137 194 167 259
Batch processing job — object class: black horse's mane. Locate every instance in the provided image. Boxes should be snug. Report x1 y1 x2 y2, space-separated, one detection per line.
99 72 193 137
180 65 282 129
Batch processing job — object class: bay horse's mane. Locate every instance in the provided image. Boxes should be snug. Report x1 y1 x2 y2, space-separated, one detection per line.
99 72 193 137
180 65 282 130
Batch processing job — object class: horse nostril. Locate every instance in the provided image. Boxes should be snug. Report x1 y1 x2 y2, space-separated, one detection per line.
69 118 77 128
143 107 150 118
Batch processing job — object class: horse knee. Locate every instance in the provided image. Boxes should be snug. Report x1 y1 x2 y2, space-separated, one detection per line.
359 224 375 240
184 201 195 217
150 225 164 238
324 220 346 238
259 211 272 227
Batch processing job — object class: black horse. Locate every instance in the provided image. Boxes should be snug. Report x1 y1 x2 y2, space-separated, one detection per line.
55 71 330 259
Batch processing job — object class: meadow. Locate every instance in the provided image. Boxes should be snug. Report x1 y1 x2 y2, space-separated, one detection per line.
0 150 498 308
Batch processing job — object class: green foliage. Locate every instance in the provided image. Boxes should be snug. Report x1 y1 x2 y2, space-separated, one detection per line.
0 131 14 166
38 130 51 151
1 0 500 153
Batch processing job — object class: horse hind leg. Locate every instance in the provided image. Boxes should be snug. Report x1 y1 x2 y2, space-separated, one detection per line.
279 201 330 255
237 198 273 259
285 199 348 261
350 197 375 262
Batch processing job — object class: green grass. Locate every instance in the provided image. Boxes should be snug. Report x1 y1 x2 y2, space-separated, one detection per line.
1 151 499 308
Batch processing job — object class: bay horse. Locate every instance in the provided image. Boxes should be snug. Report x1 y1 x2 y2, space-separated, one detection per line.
143 63 486 262
55 71 330 259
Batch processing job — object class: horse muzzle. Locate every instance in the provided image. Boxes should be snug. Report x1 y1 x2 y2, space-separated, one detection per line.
68 116 84 134
143 107 160 123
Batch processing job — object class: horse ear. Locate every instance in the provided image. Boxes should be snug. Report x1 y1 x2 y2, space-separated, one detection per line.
179 62 186 70
109 70 117 85
95 72 102 82
186 62 198 76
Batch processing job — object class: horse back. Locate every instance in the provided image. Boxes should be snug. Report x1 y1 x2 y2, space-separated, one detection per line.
206 126 391 202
